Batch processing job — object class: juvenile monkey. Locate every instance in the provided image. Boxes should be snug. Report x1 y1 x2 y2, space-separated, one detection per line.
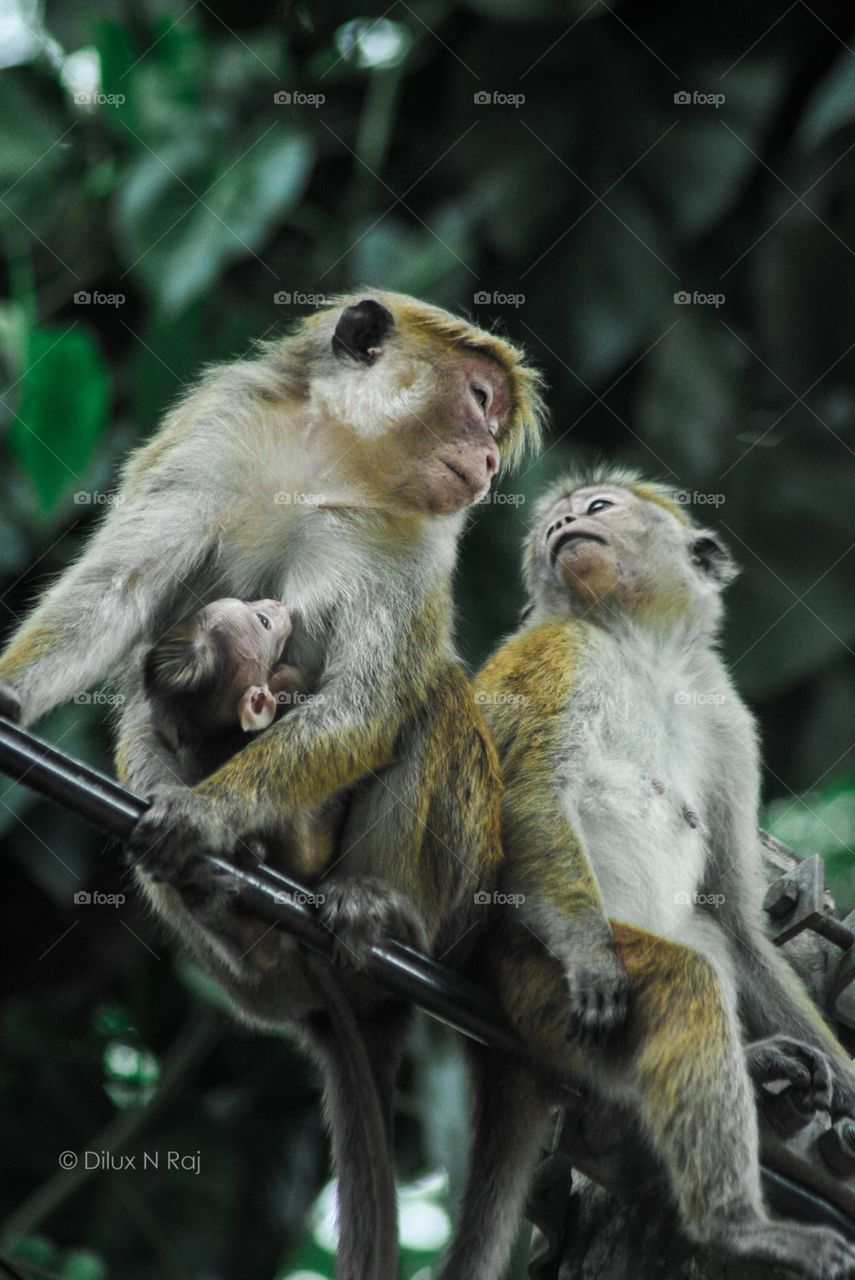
0 292 543 1280
439 468 855 1280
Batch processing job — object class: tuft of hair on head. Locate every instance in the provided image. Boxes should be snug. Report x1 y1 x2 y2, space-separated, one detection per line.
143 618 225 703
300 289 547 471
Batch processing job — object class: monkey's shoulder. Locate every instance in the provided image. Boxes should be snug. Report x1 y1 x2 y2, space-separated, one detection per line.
477 618 591 709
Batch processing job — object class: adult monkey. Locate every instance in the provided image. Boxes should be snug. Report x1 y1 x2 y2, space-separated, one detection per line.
438 467 855 1280
0 293 544 1280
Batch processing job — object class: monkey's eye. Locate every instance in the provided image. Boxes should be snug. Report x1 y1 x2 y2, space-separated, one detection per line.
586 498 613 515
471 383 490 413
256 612 271 630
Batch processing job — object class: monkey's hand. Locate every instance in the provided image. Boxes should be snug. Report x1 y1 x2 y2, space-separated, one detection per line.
317 876 428 971
564 945 631 1045
0 678 22 723
125 786 252 919
747 1035 833 1135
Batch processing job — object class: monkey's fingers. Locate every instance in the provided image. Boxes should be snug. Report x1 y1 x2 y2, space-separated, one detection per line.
565 972 630 1045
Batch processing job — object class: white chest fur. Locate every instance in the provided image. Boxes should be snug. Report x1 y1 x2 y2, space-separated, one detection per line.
560 630 721 939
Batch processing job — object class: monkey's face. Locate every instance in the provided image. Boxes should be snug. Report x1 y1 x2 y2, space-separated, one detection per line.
533 485 734 627
379 352 507 515
310 297 534 516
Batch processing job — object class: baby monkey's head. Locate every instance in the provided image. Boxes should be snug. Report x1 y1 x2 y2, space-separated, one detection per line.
524 468 738 636
144 597 293 741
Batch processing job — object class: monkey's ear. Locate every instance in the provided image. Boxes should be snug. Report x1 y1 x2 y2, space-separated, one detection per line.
332 299 394 365
238 684 277 732
690 534 738 585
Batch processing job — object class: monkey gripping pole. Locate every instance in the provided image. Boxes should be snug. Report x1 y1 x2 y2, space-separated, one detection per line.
1 714 855 1247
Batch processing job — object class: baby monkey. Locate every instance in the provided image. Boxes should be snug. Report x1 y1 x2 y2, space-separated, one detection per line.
143 596 303 786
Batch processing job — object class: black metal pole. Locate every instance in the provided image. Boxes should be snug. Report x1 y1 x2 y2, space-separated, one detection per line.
0 716 518 1052
1 715 853 1241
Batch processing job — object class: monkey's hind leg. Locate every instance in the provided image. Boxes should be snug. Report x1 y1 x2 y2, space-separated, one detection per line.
614 922 855 1280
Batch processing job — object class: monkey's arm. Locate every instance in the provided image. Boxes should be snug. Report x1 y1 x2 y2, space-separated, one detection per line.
0 481 218 726
478 624 630 1038
129 588 441 879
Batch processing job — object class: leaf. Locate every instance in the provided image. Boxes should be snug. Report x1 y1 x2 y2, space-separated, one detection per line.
637 313 746 476
0 71 66 185
114 127 314 313
8 326 110 512
799 52 855 150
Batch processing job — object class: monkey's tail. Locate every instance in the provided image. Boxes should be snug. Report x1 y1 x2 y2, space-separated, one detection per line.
302 951 399 1280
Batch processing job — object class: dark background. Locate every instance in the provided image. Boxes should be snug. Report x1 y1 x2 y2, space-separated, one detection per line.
1 2 855 1277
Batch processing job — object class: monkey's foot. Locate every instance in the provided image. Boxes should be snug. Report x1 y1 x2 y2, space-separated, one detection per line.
0 678 22 722
702 1214 855 1278
747 1035 833 1133
564 950 631 1044
317 877 427 970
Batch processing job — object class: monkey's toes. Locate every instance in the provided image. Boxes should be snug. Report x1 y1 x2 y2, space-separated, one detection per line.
747 1035 834 1116
317 877 426 970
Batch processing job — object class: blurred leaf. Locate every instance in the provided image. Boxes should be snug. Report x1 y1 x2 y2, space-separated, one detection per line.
637 313 745 476
645 59 787 239
0 71 66 185
799 52 855 150
8 326 110 511
115 126 313 312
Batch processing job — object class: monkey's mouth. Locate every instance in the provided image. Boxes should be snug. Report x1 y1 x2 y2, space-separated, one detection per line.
547 530 606 567
441 458 482 497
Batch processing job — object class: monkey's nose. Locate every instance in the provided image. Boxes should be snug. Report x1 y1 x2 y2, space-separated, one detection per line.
485 444 499 477
546 513 574 540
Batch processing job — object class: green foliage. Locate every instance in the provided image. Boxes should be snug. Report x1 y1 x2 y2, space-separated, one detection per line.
1 1 854 1276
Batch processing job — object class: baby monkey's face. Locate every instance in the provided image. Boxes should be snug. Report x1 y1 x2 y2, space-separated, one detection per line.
200 598 294 730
